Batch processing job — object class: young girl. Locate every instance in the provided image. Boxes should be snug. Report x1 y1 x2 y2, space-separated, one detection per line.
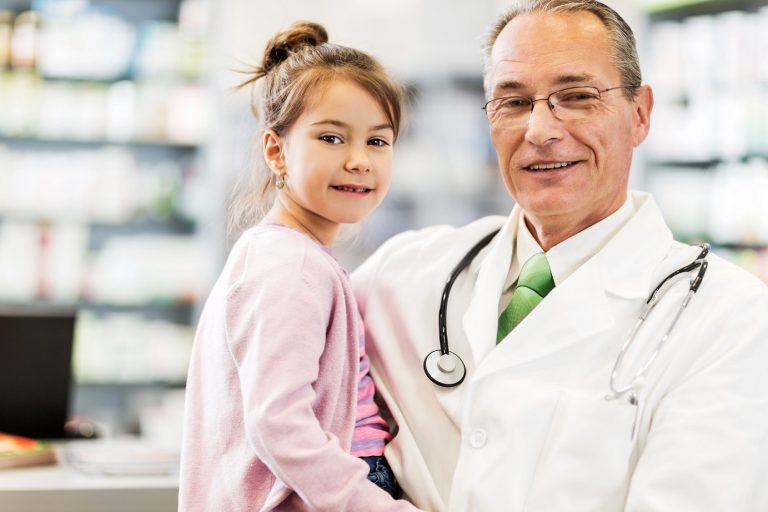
179 21 421 511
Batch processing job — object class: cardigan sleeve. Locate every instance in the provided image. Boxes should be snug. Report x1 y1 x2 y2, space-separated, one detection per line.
224 236 421 512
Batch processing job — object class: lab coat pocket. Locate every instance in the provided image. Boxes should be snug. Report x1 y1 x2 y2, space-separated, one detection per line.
524 391 636 512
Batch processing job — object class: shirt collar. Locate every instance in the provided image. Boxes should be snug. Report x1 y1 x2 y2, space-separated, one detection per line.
508 196 636 287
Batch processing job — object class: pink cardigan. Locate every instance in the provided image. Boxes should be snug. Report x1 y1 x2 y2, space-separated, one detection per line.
179 225 418 511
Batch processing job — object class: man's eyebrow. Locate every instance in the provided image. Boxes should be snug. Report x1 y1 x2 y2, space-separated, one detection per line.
494 74 598 93
494 80 525 92
553 73 596 86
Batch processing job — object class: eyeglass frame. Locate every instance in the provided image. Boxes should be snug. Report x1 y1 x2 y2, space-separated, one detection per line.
482 84 641 125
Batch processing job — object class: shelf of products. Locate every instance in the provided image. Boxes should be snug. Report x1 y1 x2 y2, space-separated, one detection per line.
0 0 213 435
643 0 768 284
647 0 768 20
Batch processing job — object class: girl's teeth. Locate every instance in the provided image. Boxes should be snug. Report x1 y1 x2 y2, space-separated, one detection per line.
336 186 367 192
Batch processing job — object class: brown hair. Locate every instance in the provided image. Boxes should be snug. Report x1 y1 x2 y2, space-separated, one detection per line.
228 21 406 237
482 0 641 99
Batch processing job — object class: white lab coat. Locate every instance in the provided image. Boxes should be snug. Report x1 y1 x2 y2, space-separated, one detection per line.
353 191 768 512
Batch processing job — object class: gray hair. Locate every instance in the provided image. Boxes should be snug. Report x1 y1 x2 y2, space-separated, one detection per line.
482 0 641 99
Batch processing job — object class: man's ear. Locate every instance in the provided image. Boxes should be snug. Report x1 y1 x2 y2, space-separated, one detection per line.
631 85 654 148
262 129 285 173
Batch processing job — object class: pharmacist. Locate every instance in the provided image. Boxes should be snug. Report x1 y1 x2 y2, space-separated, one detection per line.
353 1 768 511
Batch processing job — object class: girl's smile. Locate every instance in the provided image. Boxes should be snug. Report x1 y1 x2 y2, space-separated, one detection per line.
263 78 395 246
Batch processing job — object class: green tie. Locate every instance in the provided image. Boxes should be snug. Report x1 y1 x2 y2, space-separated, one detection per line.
497 252 555 343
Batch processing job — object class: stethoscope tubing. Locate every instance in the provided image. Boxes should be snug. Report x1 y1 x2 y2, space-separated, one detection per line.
425 228 501 387
607 245 709 399
437 229 500 356
425 229 710 395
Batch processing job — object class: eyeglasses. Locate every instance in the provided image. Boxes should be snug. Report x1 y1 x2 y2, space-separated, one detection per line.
482 85 639 127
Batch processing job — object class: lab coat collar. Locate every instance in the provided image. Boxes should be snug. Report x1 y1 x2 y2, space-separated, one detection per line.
464 190 674 374
546 196 636 287
462 208 519 364
597 191 674 300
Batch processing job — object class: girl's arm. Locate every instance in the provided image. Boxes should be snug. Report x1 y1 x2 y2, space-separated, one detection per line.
225 239 421 512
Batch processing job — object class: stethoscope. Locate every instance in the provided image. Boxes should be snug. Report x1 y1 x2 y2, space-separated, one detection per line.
423 229 710 393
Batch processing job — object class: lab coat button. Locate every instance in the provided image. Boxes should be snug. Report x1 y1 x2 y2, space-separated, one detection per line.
469 428 487 449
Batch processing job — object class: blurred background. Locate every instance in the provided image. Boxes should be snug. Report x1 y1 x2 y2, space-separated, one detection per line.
1 0 767 449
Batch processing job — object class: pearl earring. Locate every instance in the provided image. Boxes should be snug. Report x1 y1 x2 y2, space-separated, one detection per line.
275 174 285 189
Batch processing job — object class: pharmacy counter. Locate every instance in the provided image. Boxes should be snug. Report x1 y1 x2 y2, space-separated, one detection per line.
0 440 178 512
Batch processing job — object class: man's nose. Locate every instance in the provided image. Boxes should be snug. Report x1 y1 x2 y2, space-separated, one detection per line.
524 100 564 146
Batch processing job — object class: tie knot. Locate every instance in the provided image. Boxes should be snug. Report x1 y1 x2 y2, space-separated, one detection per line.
517 252 555 297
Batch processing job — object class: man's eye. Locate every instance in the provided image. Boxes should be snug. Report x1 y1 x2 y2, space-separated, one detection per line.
500 97 529 109
558 92 599 103
319 135 342 144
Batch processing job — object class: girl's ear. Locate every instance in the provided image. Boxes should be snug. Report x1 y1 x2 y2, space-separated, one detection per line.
262 129 285 173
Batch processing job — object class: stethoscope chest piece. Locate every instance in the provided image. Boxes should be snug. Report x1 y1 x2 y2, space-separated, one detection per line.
424 349 466 387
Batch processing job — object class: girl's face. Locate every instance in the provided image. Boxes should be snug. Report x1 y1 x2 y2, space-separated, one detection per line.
265 79 395 244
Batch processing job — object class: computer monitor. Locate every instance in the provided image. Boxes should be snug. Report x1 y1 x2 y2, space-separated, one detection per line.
0 307 76 439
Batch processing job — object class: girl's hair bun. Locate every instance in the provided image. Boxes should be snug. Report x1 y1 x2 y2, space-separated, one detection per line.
261 21 328 75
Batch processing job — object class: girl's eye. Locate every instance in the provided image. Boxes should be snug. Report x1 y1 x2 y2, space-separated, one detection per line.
319 135 342 144
369 138 390 147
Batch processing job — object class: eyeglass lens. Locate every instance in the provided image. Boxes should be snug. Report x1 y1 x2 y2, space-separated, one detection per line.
484 86 630 127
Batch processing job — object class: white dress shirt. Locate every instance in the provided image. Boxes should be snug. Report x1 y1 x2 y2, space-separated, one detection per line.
499 197 636 314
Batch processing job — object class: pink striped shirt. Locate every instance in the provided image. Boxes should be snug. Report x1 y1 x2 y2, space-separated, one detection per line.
351 310 390 457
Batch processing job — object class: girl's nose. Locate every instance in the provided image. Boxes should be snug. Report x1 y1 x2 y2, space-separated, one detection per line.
345 147 372 173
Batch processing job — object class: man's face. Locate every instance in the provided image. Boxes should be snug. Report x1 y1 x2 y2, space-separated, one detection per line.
487 10 652 235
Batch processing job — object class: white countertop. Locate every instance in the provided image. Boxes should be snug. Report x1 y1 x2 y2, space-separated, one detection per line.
0 440 178 512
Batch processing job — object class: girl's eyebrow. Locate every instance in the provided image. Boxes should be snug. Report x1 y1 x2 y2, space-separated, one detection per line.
311 119 394 132
311 119 347 128
371 123 394 132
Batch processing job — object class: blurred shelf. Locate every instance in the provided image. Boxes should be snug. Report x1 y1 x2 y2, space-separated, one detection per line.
0 0 184 23
88 217 197 248
648 159 721 169
0 302 76 316
709 242 768 251
0 0 29 11
77 301 195 320
17 73 205 86
648 0 768 20
648 154 768 168
0 68 206 89
0 217 197 245
0 216 196 229
0 300 194 322
76 380 186 389
0 135 198 151
76 0 184 23
0 0 211 440
675 236 768 251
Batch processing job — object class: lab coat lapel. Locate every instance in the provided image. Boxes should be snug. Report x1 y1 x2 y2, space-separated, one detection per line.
476 258 615 378
472 192 674 380
461 209 519 365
